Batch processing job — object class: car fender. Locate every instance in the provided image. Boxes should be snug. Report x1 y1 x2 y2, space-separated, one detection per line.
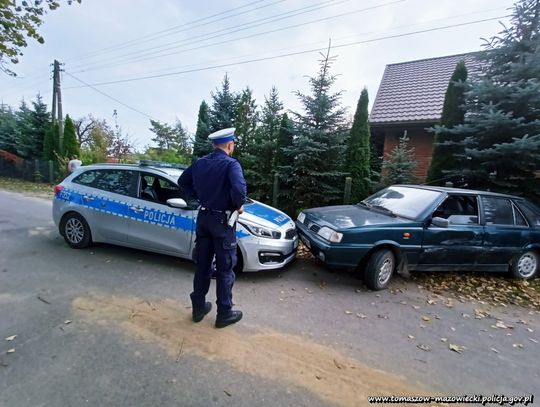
358 240 404 270
523 242 540 253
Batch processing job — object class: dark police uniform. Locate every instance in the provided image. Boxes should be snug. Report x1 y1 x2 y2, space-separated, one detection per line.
178 132 246 324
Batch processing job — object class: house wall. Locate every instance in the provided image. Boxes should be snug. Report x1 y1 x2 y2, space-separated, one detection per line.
382 128 434 182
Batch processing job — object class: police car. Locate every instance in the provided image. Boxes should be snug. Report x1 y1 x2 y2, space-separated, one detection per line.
52 162 298 271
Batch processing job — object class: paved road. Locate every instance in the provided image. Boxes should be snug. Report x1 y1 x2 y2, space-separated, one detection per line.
0 190 538 407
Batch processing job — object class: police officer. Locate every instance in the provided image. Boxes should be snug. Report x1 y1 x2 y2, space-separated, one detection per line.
178 128 247 328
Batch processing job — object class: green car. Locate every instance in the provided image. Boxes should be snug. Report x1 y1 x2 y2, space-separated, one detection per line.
296 185 540 290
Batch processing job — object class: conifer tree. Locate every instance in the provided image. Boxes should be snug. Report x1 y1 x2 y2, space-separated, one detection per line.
442 0 540 203
233 87 258 159
193 100 211 158
288 48 348 210
62 115 79 158
43 123 60 161
382 134 417 185
0 104 17 154
275 113 295 215
426 61 468 185
345 88 371 202
208 74 236 133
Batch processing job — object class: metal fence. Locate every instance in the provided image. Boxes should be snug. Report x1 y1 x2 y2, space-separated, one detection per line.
0 157 62 183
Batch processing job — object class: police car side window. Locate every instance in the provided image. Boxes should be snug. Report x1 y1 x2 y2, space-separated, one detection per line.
73 170 100 186
94 170 135 196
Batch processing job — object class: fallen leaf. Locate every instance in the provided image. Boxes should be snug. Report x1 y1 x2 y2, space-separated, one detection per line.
491 348 499 353
526 328 534 333
315 375 322 380
344 310 352 315
223 390 232 397
427 299 436 305
421 316 431 322
412 305 421 310
408 335 415 339
450 327 456 332
449 344 464 353
356 313 367 319
6 349 15 354
440 337 448 342
417 344 431 352
333 359 344 370
462 313 470 319
4 335 17 342
529 338 538 344
512 343 524 349
64 320 72 325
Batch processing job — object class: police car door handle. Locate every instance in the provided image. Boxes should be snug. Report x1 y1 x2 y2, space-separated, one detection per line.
83 195 95 201
130 205 144 213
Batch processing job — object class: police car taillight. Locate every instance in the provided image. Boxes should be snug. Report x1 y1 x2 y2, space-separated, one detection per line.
54 185 64 194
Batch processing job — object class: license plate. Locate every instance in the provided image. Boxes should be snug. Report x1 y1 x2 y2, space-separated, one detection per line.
300 234 311 249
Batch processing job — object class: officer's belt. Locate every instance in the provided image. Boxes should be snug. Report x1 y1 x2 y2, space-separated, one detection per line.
200 207 230 215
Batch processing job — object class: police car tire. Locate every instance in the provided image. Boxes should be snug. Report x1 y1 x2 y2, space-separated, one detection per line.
364 249 395 291
61 212 92 249
510 250 538 280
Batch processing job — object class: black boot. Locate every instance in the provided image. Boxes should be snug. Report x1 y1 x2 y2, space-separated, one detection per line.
192 302 212 323
215 310 243 328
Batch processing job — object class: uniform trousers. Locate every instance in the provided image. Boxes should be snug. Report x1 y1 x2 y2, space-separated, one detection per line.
190 210 237 315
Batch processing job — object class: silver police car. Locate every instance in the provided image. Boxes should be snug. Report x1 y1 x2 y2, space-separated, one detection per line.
52 162 298 271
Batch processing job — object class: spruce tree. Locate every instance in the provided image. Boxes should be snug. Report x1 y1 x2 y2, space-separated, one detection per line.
62 115 80 158
345 88 371 202
289 49 348 210
208 74 236 133
244 87 282 202
382 134 417 185
14 100 33 158
42 125 56 161
0 104 17 154
28 94 51 159
233 87 258 159
193 100 211 158
444 0 540 203
426 61 468 185
275 113 295 215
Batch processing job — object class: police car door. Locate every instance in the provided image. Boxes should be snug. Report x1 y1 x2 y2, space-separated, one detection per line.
127 172 195 257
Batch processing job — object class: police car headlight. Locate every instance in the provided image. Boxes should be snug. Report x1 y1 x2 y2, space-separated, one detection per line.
317 226 343 243
239 222 281 239
297 212 306 224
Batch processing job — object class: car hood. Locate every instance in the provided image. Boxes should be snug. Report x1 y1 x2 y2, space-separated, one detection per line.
304 205 408 229
239 200 295 230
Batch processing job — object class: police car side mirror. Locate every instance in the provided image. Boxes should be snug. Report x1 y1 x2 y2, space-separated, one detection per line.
167 198 188 209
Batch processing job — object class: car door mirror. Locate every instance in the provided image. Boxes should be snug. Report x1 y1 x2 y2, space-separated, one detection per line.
431 216 449 228
167 198 188 209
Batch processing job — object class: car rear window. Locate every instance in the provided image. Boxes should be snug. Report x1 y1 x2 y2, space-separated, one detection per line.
482 197 527 226
94 170 135 196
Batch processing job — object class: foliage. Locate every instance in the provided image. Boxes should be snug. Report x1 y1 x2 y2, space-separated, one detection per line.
0 103 17 153
426 61 468 185
274 113 295 215
42 123 59 161
149 119 176 150
0 0 81 76
134 146 190 165
287 48 348 210
442 0 540 203
62 115 79 158
192 100 211 158
345 88 371 202
233 87 258 159
208 74 236 134
243 87 282 202
108 125 134 163
382 134 417 185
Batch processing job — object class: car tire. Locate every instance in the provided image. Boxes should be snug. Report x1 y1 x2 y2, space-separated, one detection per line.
364 249 395 291
510 251 538 280
61 213 92 249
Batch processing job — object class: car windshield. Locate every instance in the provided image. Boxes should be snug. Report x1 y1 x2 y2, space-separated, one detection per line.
362 186 442 219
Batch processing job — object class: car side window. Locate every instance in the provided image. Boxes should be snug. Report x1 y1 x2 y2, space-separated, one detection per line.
138 173 184 205
94 170 135 196
513 205 527 226
432 195 479 225
517 202 540 227
72 170 101 186
482 197 514 225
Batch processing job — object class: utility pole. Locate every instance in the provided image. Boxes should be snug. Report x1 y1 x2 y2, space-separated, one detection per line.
51 60 64 150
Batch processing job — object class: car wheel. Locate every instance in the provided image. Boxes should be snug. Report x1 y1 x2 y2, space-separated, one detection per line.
364 249 395 291
510 251 538 279
61 213 92 249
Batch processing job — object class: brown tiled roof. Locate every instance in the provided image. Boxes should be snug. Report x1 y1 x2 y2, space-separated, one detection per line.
370 52 483 125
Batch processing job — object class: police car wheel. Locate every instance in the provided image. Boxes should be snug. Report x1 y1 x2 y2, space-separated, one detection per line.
364 249 394 291
61 213 92 249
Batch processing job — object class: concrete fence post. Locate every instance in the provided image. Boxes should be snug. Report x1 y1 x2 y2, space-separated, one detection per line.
343 177 352 205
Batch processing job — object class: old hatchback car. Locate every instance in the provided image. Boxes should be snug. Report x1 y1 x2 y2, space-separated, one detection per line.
296 185 540 290
53 162 298 272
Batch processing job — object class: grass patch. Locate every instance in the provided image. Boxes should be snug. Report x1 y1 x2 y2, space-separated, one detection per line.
0 176 54 197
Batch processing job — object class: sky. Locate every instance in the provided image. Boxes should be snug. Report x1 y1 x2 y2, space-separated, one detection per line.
1 0 515 150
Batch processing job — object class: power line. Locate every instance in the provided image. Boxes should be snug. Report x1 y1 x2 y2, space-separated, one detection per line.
69 0 349 72
65 14 508 89
63 71 154 120
65 0 287 63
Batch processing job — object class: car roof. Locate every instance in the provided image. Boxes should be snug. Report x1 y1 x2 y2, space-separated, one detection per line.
393 184 524 200
78 162 186 179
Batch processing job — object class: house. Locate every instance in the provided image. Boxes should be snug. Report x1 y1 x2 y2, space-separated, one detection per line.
370 52 483 182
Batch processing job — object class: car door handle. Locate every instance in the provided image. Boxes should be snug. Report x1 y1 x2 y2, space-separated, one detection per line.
130 206 144 213
83 195 95 201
